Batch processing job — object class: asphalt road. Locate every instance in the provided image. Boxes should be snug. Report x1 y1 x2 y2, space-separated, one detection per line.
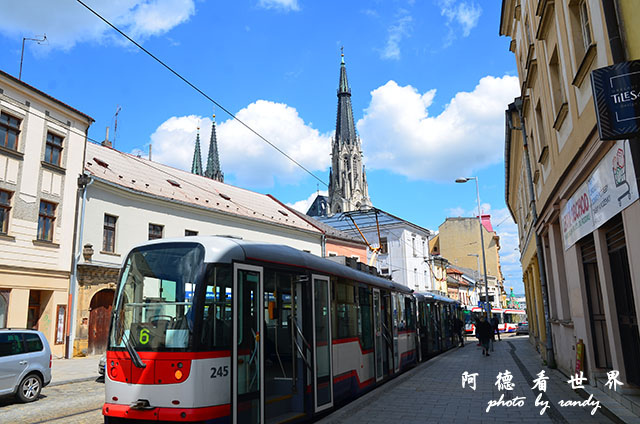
0 379 104 424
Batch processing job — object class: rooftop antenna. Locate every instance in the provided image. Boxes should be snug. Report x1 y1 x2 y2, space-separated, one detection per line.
19 34 47 80
113 106 122 149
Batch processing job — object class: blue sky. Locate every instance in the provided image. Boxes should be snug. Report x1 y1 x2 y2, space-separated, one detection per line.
0 0 525 293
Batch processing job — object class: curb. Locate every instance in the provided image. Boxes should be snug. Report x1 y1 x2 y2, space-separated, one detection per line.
49 376 101 387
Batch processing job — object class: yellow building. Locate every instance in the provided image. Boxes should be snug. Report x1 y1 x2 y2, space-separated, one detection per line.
502 0 640 392
0 69 93 357
431 217 505 309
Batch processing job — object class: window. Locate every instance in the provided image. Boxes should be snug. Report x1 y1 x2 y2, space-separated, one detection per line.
0 112 21 151
148 223 163 240
0 333 24 357
412 236 416 257
328 252 337 257
44 132 63 166
185 229 198 236
381 268 389 275
333 280 357 339
357 287 373 351
549 47 565 115
0 190 12 234
579 0 592 50
24 333 43 352
379 237 388 254
103 214 117 252
37 200 56 241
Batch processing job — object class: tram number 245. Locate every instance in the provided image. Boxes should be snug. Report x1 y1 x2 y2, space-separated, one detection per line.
211 366 230 378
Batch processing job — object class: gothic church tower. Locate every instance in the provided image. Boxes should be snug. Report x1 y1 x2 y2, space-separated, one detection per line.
328 52 372 214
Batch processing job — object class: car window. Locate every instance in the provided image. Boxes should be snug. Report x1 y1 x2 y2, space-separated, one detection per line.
23 333 44 352
0 333 25 357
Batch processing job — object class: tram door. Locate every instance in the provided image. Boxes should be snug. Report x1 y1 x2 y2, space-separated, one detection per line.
312 275 333 412
233 264 264 424
373 289 387 382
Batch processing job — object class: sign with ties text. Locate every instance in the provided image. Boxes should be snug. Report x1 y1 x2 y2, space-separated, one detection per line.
561 139 638 250
591 60 640 140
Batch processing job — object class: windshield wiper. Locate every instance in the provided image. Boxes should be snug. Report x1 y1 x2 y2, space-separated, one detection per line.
124 332 146 369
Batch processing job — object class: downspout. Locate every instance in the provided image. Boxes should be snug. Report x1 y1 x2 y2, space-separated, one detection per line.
67 172 93 358
602 0 640 188
510 99 556 368
321 234 326 258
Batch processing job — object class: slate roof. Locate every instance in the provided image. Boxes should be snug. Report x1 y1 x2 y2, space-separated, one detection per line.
85 142 322 234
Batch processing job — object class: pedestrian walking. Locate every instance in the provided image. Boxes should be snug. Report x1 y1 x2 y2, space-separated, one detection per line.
491 316 501 341
476 316 494 356
453 316 464 347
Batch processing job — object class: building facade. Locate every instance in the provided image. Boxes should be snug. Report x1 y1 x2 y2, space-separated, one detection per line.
0 69 93 357
430 216 505 309
501 0 640 392
71 141 326 355
317 209 432 292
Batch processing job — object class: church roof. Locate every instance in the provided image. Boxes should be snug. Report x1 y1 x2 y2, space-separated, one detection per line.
85 142 322 235
335 53 357 145
205 114 224 182
191 128 203 176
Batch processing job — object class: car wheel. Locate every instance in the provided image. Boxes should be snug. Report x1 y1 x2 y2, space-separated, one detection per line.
16 374 42 403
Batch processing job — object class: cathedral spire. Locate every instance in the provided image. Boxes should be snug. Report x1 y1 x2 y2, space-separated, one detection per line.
205 113 224 182
191 127 203 176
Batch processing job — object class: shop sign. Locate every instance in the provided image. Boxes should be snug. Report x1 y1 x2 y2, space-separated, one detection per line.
561 139 638 250
591 60 640 140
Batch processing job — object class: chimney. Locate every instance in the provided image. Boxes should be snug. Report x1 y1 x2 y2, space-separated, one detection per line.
102 126 112 148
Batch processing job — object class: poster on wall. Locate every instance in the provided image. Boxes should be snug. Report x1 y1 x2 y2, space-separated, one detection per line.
55 305 66 345
561 139 639 250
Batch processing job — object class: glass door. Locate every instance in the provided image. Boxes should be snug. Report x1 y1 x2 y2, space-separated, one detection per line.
233 264 264 424
312 275 332 412
373 289 383 382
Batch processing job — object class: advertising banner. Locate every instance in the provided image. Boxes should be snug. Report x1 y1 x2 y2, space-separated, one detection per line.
561 139 638 250
591 60 640 140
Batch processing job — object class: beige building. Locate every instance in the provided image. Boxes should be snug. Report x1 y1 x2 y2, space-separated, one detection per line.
501 0 640 397
430 216 504 308
0 69 93 357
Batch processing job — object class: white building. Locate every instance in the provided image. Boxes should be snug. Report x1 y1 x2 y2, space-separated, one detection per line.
0 69 94 357
71 141 324 355
316 209 432 292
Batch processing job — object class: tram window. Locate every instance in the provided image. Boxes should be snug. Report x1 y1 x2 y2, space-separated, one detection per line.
201 265 232 349
357 287 373 351
334 280 357 339
404 297 415 330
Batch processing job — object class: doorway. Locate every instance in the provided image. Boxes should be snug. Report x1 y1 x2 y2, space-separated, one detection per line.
89 289 115 355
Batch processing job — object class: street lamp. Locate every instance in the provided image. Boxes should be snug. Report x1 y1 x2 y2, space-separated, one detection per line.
456 176 491 318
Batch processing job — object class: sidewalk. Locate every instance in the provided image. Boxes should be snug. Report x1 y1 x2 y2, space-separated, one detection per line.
50 354 102 387
318 335 640 424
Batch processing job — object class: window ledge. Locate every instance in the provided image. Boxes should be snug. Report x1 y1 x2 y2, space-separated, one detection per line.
553 102 569 131
41 161 66 174
572 44 597 87
100 250 121 257
0 145 24 160
0 233 15 241
32 239 60 248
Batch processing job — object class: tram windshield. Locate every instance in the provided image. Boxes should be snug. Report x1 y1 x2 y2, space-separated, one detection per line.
110 243 204 352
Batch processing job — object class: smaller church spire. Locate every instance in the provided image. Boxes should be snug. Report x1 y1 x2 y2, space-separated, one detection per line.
191 126 203 176
205 113 224 182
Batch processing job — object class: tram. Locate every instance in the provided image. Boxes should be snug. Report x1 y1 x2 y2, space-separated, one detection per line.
463 307 527 335
102 237 459 424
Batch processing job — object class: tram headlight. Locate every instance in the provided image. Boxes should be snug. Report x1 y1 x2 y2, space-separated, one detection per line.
175 369 183 380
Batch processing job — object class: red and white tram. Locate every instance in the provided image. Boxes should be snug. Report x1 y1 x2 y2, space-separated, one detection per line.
103 236 425 423
464 307 527 335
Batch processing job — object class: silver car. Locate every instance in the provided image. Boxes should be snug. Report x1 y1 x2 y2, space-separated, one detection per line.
0 329 52 402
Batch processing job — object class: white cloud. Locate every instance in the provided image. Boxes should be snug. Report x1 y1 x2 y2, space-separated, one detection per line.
439 0 482 44
287 190 328 214
0 0 195 50
380 10 413 60
357 75 520 182
257 0 300 12
144 100 331 188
